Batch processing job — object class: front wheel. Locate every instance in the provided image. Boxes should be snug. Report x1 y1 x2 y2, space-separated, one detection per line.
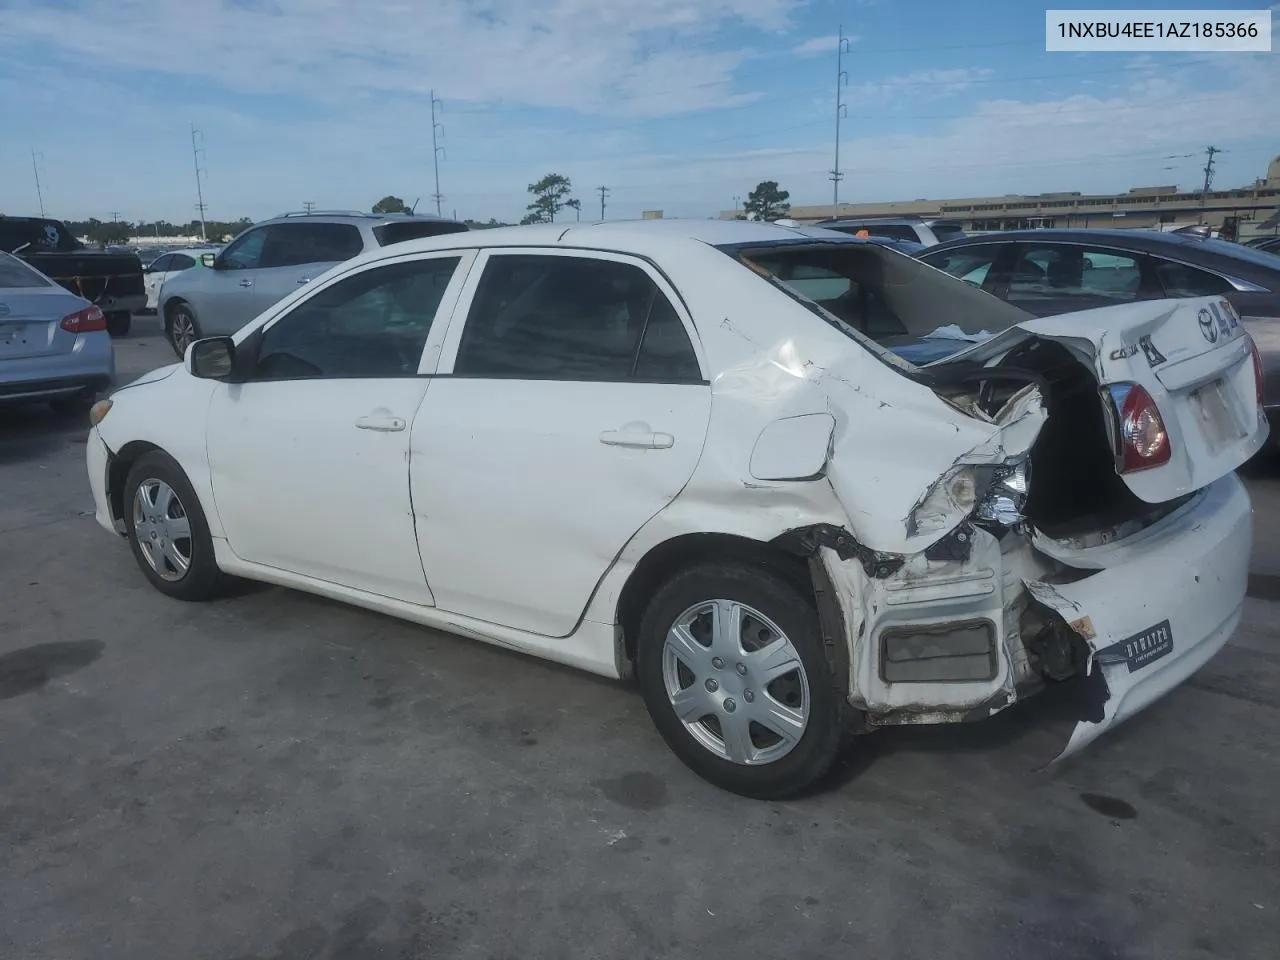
636 561 852 799
105 311 131 337
166 305 200 359
123 451 228 601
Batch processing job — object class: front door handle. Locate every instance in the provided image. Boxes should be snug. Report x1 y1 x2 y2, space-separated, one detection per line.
238 279 254 288
355 415 407 432
297 277 312 285
599 429 674 449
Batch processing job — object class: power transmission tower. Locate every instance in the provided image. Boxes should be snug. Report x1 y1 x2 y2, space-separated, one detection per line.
302 201 315 214
598 185 609 220
1199 145 1224 220
190 123 208 241
830 27 851 218
430 90 445 217
31 149 46 216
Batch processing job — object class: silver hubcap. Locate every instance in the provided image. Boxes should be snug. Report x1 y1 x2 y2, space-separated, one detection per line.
131 479 192 582
662 599 810 766
172 313 195 353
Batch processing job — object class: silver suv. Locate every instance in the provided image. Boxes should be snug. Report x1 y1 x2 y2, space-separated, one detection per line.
813 217 965 247
157 210 468 357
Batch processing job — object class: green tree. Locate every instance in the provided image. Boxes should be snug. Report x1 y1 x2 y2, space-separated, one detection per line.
524 173 573 224
372 195 408 214
743 181 790 222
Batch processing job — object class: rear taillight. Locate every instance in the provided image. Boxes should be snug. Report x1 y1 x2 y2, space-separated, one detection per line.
60 305 107 334
1106 383 1171 473
1247 333 1265 407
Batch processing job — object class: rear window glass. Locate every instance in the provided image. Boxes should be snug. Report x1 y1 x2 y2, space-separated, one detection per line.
374 221 470 246
0 218 79 253
929 223 966 242
0 252 52 287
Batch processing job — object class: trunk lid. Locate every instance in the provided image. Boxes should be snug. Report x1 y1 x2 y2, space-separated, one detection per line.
928 296 1268 503
0 289 91 360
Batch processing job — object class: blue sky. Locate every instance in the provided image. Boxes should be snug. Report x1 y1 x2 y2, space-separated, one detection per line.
1 0 1277 224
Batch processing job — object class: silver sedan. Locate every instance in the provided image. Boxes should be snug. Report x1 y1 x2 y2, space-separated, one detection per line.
0 252 115 411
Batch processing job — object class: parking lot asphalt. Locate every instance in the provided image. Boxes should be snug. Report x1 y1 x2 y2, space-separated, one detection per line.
2 315 1277 960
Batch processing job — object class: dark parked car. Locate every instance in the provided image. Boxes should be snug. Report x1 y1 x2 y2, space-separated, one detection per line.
917 229 1280 435
0 216 145 336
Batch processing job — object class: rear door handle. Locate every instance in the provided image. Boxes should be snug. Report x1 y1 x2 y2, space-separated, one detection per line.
297 277 312 285
238 279 254 288
355 415 406 432
599 430 674 449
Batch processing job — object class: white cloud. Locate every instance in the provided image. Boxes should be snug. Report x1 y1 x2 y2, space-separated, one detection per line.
0 0 801 115
790 34 856 56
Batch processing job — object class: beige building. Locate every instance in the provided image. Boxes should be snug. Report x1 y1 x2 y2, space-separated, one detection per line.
724 154 1280 239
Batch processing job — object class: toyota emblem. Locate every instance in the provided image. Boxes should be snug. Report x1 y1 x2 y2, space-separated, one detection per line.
1198 308 1218 344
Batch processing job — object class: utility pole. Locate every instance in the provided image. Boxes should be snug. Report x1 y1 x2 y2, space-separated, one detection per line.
31 149 46 217
597 185 609 220
190 123 208 241
830 27 851 218
430 90 445 217
1199 145 1223 221
302 201 315 214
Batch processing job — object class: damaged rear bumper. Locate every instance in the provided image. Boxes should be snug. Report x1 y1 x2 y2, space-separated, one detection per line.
1027 473 1250 759
818 472 1250 757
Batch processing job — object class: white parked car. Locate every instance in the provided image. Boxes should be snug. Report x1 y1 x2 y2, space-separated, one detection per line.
84 220 1266 798
142 248 215 311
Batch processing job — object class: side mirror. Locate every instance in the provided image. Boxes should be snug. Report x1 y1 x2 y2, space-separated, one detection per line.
187 337 236 380
200 253 218 268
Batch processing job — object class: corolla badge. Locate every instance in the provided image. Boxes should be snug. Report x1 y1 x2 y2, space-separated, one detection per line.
1198 308 1218 344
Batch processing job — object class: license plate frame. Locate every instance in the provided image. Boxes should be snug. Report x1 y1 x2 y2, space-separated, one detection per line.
1094 619 1174 673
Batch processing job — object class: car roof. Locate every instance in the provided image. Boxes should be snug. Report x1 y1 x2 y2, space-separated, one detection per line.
349 218 872 265
261 210 463 226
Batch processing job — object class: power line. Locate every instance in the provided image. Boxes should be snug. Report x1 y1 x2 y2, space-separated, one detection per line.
598 185 610 220
830 26 850 218
430 89 445 217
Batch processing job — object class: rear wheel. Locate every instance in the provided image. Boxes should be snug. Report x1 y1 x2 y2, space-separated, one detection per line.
123 451 227 601
105 311 131 337
166 304 200 359
637 561 851 799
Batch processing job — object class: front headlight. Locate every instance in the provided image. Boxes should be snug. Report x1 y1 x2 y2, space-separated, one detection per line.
88 399 112 427
907 464 979 538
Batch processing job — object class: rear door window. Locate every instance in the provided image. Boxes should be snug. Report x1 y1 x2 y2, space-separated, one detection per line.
453 254 701 381
261 222 364 268
1153 260 1233 297
374 221 470 246
1007 246 1141 305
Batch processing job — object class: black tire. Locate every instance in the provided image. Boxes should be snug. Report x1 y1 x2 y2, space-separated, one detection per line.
636 561 853 800
166 304 200 359
105 311 131 337
122 451 228 601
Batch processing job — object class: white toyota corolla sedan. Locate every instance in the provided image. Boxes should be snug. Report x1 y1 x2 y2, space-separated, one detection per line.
84 219 1266 798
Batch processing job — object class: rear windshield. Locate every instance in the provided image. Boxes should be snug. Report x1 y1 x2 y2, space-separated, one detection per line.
929 222 966 243
373 220 470 247
0 252 52 288
725 239 1030 365
0 218 81 253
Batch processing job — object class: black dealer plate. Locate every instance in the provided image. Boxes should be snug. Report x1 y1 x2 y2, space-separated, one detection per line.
1094 620 1174 673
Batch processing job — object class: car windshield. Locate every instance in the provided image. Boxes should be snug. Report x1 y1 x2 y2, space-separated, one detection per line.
725 239 1029 366
0 251 53 288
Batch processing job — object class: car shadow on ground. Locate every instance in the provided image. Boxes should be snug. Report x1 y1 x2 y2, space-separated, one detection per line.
0 401 91 466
